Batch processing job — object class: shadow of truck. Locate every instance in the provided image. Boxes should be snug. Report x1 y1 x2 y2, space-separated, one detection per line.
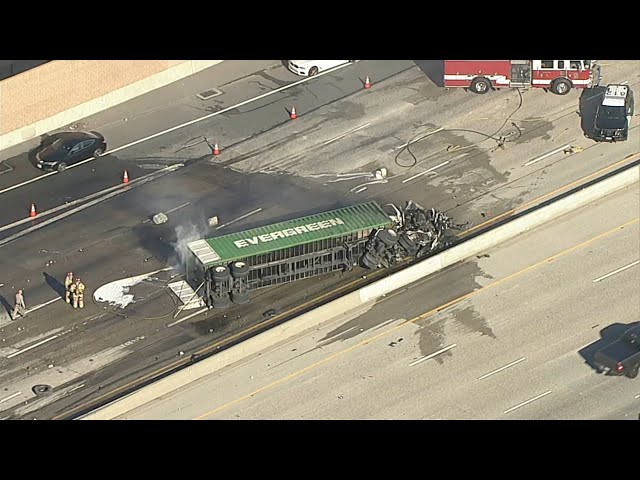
413 60 444 87
579 321 640 374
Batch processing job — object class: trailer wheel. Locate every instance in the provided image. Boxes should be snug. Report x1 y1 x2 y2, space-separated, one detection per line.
470 77 491 94
377 229 398 247
212 265 230 282
212 293 231 309
551 78 571 95
231 291 250 305
361 251 379 269
231 261 250 278
398 233 418 256
628 364 639 379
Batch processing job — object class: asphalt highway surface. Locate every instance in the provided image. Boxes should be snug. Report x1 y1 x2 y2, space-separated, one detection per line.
0 60 638 419
120 184 640 420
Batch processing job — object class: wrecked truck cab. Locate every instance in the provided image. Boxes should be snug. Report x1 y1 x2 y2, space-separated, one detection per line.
179 200 466 309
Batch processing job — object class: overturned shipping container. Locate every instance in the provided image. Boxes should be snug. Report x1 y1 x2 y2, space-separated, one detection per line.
185 202 394 309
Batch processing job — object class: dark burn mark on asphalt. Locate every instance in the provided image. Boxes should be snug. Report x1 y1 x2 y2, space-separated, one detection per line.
220 122 328 167
324 100 366 121
512 118 555 144
254 71 289 88
415 318 451 365
314 260 494 364
412 262 496 357
448 305 497 339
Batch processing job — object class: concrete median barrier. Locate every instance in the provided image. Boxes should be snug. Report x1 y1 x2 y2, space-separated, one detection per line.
360 163 638 303
81 290 364 420
81 162 639 420
0 60 224 152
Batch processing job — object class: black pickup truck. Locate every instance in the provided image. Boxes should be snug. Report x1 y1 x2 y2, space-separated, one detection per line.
594 324 640 378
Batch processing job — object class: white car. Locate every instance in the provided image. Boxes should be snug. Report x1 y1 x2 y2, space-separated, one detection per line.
286 60 356 77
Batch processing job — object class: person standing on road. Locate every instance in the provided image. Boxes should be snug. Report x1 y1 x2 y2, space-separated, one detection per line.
64 272 74 304
72 277 86 309
11 289 27 320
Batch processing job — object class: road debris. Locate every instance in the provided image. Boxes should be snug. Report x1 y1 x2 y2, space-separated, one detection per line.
563 145 584 154
361 200 468 270
262 309 277 319
152 212 168 225
32 385 52 396
374 167 388 180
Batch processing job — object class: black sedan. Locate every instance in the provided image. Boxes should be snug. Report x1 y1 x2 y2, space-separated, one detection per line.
35 131 107 172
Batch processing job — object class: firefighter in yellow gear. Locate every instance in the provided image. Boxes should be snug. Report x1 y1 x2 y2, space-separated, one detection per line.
72 277 86 309
64 272 74 304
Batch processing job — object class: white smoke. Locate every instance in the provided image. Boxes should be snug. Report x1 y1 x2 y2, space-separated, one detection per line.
172 222 209 268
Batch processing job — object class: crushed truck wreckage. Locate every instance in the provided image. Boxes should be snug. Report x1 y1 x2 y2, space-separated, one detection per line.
183 200 468 309
361 201 468 269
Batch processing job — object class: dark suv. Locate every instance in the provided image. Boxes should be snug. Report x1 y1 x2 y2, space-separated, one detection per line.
593 84 634 142
35 131 107 172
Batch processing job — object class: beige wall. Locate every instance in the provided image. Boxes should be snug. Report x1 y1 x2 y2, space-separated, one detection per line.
0 60 185 135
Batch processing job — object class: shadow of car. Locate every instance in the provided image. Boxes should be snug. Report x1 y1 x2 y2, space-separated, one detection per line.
34 131 107 172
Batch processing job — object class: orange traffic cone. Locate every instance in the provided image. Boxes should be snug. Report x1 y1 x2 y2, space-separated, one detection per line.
122 170 129 184
290 106 297 120
29 203 37 218
364 76 372 89
213 143 220 155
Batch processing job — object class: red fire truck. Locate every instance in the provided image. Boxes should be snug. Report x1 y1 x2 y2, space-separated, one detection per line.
444 60 601 95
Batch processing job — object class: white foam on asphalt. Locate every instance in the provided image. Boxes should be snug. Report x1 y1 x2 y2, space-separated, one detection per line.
93 267 171 309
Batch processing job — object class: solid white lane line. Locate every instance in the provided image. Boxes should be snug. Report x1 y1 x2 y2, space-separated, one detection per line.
65 384 85 394
0 62 353 197
0 392 21 403
394 127 444 150
478 357 526 380
167 307 208 328
0 164 182 247
142 201 191 224
165 202 190 214
321 123 371 147
7 334 61 359
409 344 457 366
0 163 178 233
0 171 57 195
25 297 61 314
402 160 450 184
215 208 263 230
104 62 353 158
523 144 573 166
503 390 552 414
593 260 639 282
1 180 132 233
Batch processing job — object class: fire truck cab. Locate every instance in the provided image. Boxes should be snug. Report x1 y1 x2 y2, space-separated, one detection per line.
444 60 601 95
